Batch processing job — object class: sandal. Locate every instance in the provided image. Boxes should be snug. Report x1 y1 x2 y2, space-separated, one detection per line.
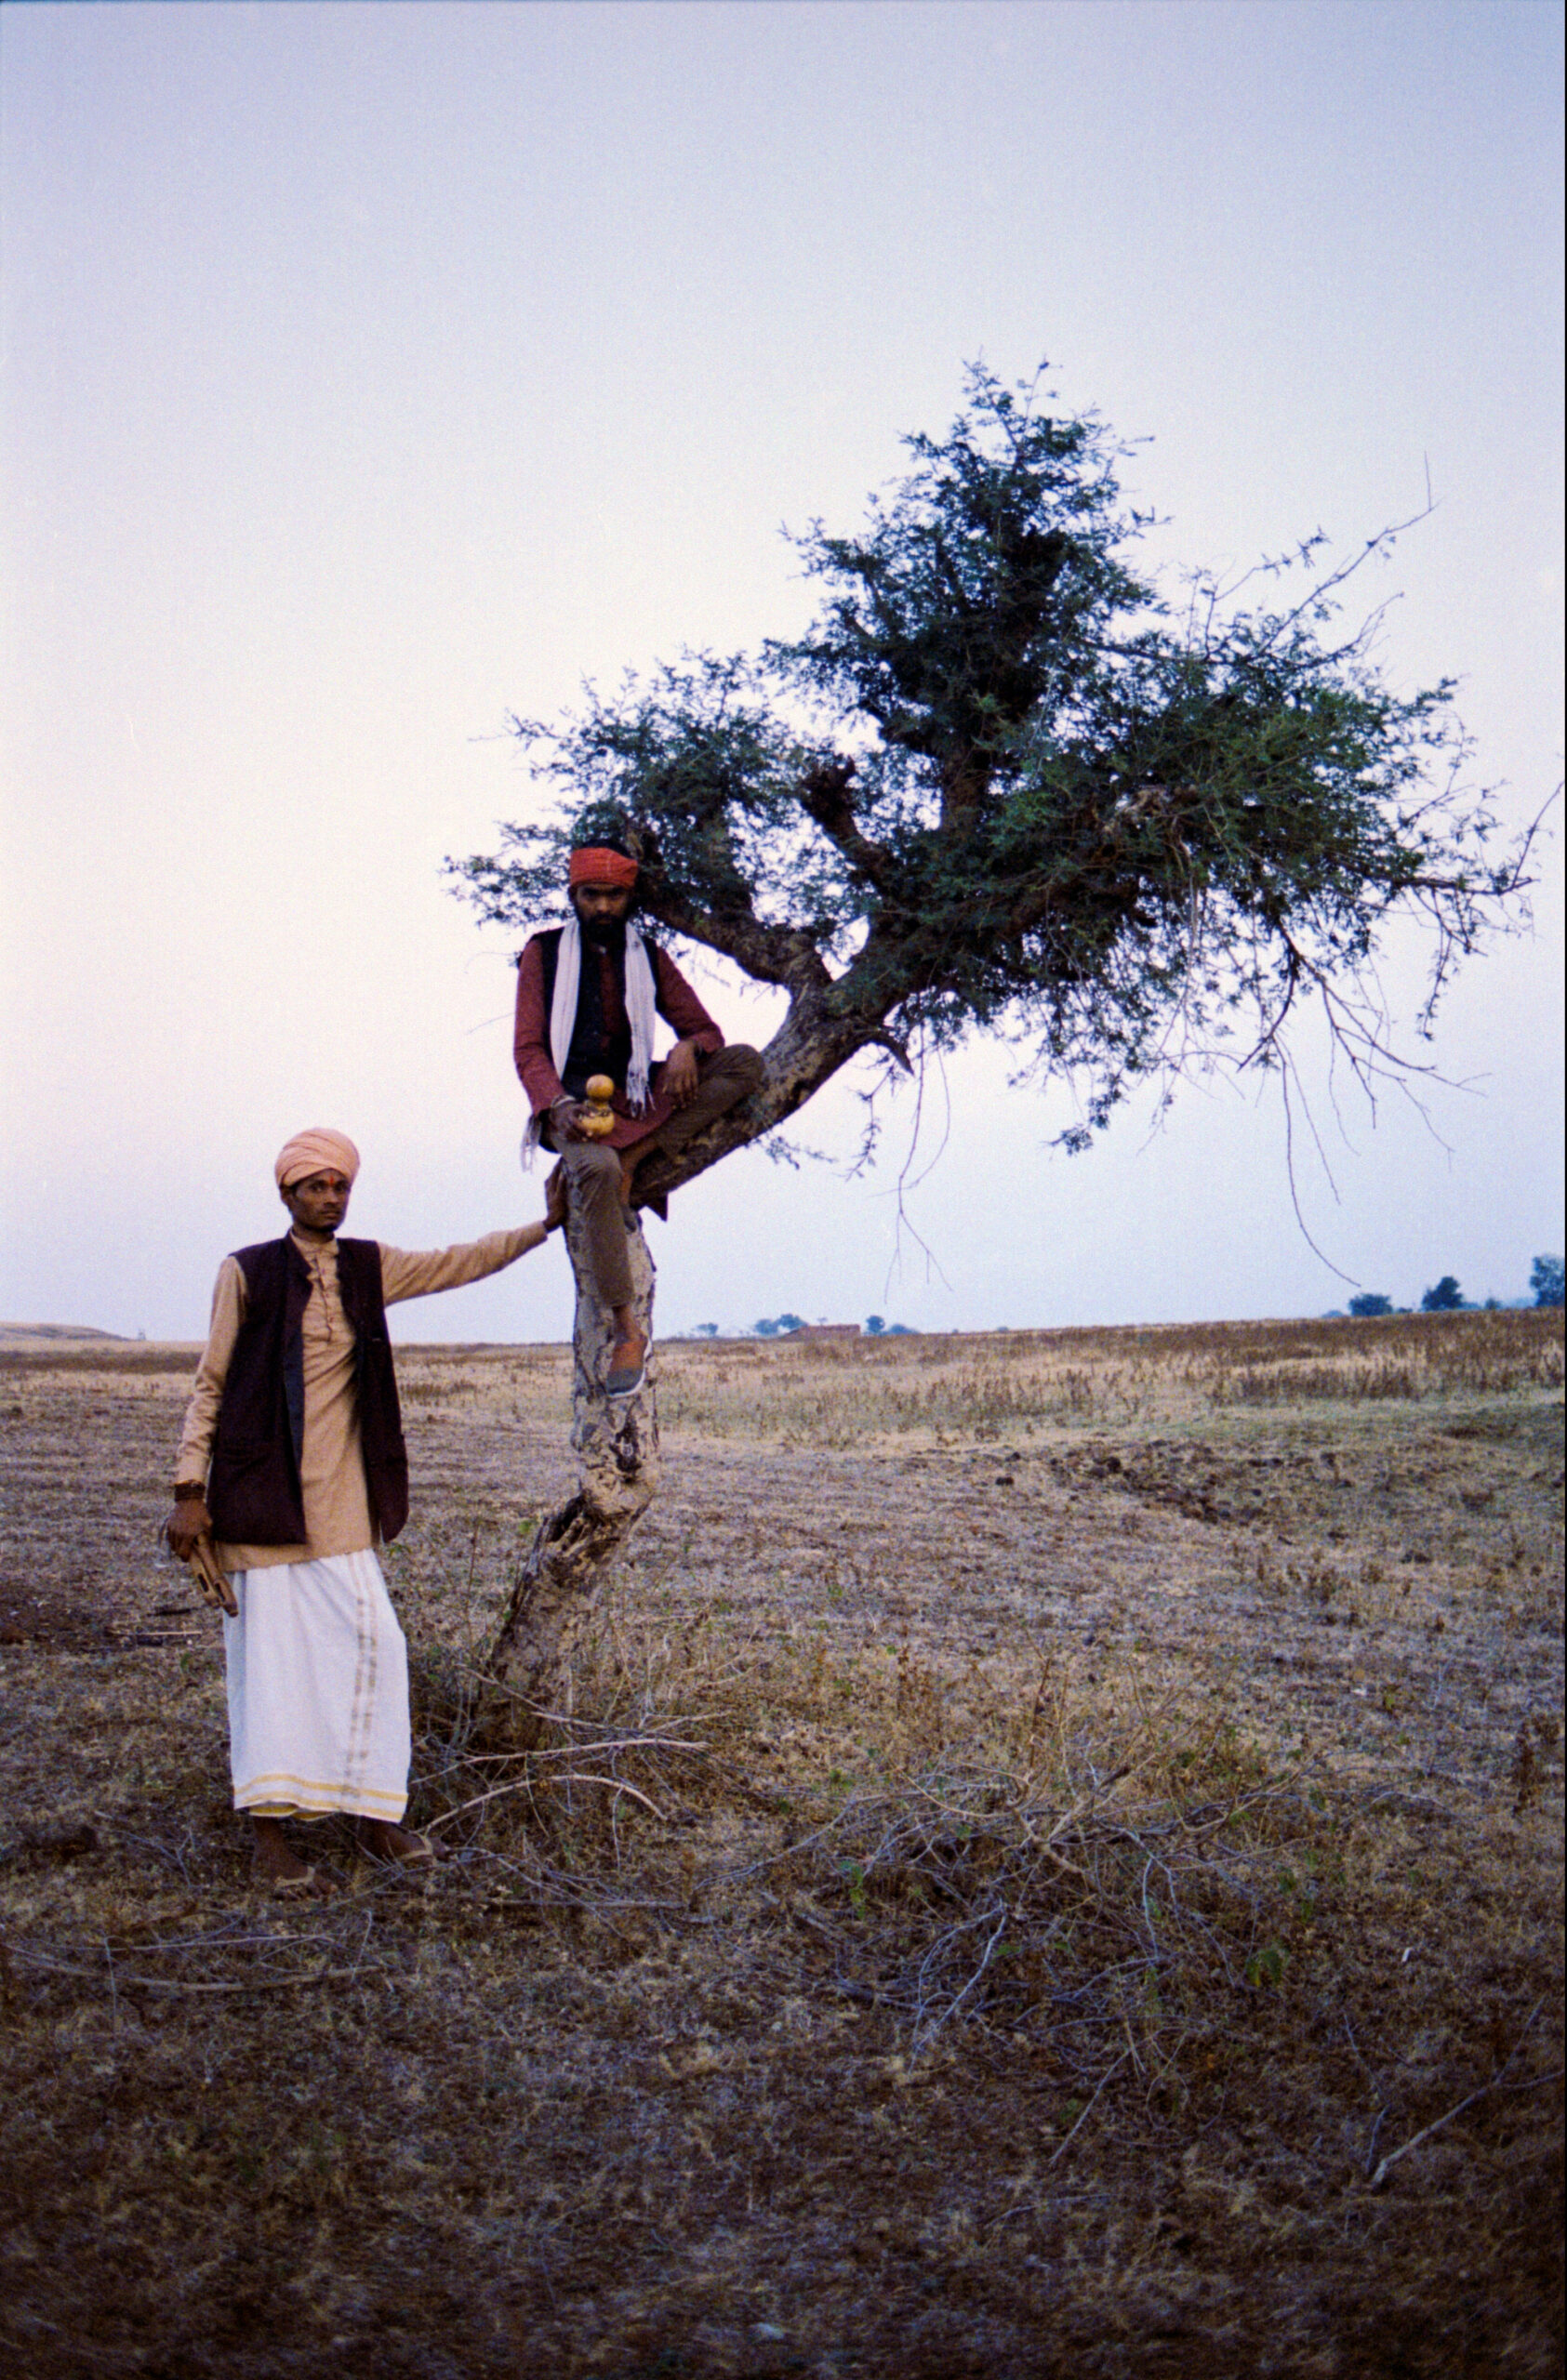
358 1826 441 1869
267 1864 328 1900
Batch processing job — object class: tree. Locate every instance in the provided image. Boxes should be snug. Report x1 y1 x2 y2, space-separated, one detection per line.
1531 1254 1565 1309
453 364 1534 1212
1421 1276 1466 1313
455 365 1535 1716
1348 1292 1393 1318
865 1315 886 1334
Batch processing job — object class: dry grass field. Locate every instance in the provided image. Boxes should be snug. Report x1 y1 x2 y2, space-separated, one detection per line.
2 1309 1562 2379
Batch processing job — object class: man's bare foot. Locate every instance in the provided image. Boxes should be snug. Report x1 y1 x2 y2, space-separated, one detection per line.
606 1328 648 1397
355 1818 441 1867
250 1816 329 1896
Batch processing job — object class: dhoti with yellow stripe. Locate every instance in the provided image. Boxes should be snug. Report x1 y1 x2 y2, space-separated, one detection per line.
222 1552 410 1822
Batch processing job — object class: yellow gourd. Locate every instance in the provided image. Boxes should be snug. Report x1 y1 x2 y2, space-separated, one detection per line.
578 1075 618 1138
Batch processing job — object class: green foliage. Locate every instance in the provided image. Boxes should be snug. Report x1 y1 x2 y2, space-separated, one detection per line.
836 1855 869 1921
1421 1276 1466 1313
1348 1293 1394 1318
1530 1254 1564 1310
450 365 1531 1176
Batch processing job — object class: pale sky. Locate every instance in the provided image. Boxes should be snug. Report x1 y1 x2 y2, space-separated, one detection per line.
3 0 1561 1342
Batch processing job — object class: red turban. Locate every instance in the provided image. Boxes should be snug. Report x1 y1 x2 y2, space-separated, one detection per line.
275 1129 361 1189
568 845 639 891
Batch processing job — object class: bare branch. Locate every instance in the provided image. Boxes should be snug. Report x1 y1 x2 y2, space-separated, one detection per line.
637 874 833 998
797 755 902 895
1369 1998 1551 2190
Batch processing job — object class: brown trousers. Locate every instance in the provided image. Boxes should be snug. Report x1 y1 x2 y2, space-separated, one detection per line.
547 1045 764 1309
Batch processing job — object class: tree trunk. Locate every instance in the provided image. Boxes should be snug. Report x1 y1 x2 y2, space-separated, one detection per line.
481 1000 877 1741
631 998 876 1211
485 1189 659 1747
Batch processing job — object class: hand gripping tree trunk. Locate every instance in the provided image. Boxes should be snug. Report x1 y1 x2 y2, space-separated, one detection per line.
485 1191 659 1746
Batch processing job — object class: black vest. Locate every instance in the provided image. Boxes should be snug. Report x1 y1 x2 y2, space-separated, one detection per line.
537 924 637 1099
206 1236 409 1548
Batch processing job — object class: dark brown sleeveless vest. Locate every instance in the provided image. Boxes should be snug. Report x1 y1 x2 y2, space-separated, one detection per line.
206 1236 409 1548
537 923 639 1098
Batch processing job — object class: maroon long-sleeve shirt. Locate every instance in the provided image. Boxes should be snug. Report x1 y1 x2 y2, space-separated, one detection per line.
512 930 725 1151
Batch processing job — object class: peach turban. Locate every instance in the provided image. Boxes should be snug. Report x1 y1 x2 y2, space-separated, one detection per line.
274 1129 361 1189
568 845 639 891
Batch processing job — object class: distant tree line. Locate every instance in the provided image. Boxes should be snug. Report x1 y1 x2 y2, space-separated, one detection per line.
1347 1256 1562 1318
689 1262 1563 1336
681 1315 915 1337
750 1313 913 1336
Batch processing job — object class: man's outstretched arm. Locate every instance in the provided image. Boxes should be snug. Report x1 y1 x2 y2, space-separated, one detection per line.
378 1177 565 1305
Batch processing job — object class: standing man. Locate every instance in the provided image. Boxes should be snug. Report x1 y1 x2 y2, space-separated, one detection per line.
512 840 763 1394
166 1129 562 1896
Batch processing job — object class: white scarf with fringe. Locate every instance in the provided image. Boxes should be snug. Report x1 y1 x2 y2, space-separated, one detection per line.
524 917 657 1166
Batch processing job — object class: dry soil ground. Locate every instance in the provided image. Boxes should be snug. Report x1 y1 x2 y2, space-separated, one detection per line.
1 1311 1562 2380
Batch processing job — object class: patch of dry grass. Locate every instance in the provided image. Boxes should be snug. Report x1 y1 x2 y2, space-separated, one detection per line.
643 1309 1561 1447
1 1314 1561 2376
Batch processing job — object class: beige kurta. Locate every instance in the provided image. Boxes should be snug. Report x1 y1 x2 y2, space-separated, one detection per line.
177 1225 543 1572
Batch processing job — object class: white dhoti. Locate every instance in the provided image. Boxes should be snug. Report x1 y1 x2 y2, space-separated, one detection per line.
221 1551 410 1822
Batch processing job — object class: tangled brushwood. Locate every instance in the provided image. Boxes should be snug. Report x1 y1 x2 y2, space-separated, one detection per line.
404 1610 1333 2136
790 1677 1322 2068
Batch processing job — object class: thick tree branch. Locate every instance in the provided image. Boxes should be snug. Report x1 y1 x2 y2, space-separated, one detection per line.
635 873 832 998
798 758 902 896
632 995 880 1210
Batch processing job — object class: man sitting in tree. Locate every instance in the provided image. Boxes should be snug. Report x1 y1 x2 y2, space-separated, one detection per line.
165 1129 563 1896
512 840 763 1395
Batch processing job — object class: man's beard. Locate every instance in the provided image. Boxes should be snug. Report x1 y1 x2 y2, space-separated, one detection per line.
578 911 628 951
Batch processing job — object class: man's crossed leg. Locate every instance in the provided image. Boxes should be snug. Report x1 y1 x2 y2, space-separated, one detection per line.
550 1043 764 1394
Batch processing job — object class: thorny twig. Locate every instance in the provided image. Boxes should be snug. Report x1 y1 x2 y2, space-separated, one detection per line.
1047 2050 1132 2169
1369 1997 1551 2189
14 1951 381 1996
913 1900 1010 2048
